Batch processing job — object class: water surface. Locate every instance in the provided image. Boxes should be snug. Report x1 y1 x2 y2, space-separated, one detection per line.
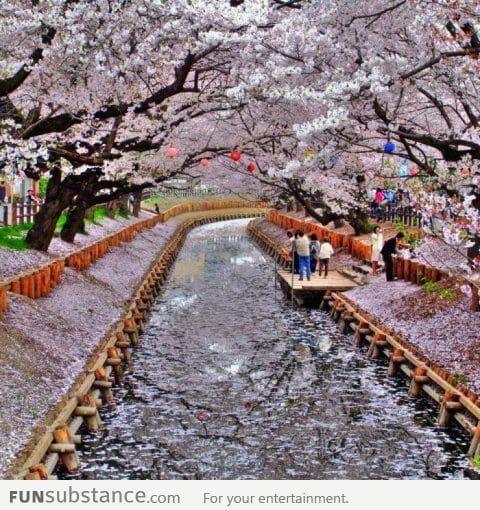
61 219 470 479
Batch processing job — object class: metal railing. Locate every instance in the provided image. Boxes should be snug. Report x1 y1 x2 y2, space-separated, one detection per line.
370 204 422 228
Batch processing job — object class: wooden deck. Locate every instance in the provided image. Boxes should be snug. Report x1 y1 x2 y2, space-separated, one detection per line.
277 269 358 306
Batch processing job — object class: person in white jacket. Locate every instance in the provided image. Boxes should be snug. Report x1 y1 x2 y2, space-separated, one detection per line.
318 237 334 278
370 226 383 276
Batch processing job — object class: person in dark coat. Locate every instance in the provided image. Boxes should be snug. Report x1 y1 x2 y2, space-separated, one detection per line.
380 232 405 281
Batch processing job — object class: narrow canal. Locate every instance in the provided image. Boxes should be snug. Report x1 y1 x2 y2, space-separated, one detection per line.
62 219 470 480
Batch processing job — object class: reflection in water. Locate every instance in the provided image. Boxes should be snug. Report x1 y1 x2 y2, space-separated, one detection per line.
61 219 470 480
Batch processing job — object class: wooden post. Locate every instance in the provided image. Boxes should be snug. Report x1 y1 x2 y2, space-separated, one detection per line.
52 425 79 472
332 302 345 322
408 366 429 397
338 311 354 334
115 331 132 361
93 367 114 403
396 257 404 279
34 271 42 299
416 263 425 284
24 464 49 480
131 308 145 334
367 331 387 359
353 321 369 346
124 318 140 345
75 394 101 432
438 390 463 427
106 347 123 382
0 287 7 315
410 260 418 284
468 423 480 458
388 347 405 376
11 280 21 294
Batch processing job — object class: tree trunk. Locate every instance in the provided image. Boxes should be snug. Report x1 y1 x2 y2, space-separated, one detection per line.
26 199 66 251
60 207 87 243
467 234 480 311
348 210 371 235
117 194 129 216
25 166 77 251
132 190 142 217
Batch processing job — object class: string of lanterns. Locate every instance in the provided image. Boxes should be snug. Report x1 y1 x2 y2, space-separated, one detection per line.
165 146 256 172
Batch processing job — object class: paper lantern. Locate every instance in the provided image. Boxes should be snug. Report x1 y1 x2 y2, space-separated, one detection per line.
230 150 241 161
384 141 396 153
409 166 418 176
200 158 209 167
247 162 256 172
461 168 470 176
166 147 178 158
304 148 316 158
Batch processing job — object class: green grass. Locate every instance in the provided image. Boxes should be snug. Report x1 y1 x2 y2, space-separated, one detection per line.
53 207 112 236
1 206 119 250
115 208 129 220
0 223 32 250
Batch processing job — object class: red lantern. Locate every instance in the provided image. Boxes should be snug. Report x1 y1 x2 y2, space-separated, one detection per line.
230 150 241 161
409 166 418 176
166 147 179 158
461 168 470 176
247 162 256 172
200 158 209 167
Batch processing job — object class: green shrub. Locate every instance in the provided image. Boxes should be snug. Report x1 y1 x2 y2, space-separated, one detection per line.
422 278 456 300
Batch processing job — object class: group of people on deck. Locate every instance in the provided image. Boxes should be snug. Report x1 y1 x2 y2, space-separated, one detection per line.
287 226 406 283
287 230 334 281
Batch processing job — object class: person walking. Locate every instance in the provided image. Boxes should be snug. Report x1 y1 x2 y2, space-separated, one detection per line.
370 226 383 276
295 230 311 281
318 237 334 278
380 232 405 281
309 233 321 274
287 230 299 274
374 188 385 221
